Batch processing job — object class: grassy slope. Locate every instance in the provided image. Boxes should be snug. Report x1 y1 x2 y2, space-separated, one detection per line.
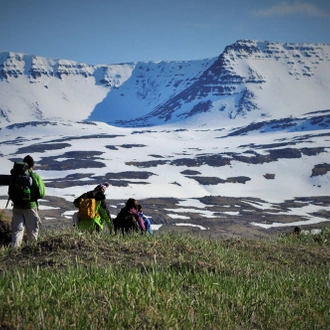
0 228 329 329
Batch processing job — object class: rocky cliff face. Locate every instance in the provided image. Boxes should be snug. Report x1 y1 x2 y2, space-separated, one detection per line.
0 40 329 127
0 51 133 84
118 40 330 126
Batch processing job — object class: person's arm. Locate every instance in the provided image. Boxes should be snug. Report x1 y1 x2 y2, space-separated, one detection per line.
32 172 46 199
99 206 113 233
137 213 146 231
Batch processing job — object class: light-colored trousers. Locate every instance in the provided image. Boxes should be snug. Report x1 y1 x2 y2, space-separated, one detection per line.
11 208 41 247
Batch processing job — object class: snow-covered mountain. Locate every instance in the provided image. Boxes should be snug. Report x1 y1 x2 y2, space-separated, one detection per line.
1 40 330 127
0 40 329 237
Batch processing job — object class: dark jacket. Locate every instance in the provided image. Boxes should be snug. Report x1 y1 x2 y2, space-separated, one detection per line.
113 206 146 234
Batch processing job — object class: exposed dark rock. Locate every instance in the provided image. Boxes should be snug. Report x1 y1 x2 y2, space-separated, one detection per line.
268 148 301 160
172 154 232 167
264 173 275 180
105 145 119 150
5 121 57 129
187 176 251 185
15 143 71 154
120 144 146 149
227 114 330 137
229 152 272 164
187 176 226 185
178 100 213 118
100 171 155 180
149 154 165 158
180 170 201 175
226 176 251 184
240 142 297 149
38 151 105 171
171 181 181 186
47 134 123 143
311 163 330 177
126 160 168 168
170 158 200 167
301 147 326 156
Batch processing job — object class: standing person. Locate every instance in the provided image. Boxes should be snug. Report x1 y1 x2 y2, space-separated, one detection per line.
73 183 113 233
10 155 46 247
113 198 146 234
138 204 153 235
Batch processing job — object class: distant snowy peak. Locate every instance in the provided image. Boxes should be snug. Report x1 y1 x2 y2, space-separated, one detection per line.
0 40 330 128
117 40 330 126
225 39 330 80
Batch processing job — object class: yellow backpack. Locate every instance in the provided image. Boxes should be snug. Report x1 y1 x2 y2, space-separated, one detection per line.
78 198 97 220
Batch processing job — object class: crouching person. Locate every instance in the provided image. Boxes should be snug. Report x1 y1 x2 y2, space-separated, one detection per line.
73 183 113 233
113 198 146 234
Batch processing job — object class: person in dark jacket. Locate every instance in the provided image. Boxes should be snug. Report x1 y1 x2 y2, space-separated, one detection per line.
11 155 46 247
73 183 113 233
113 198 146 234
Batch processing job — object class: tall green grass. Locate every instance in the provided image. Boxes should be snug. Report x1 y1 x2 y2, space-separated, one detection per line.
0 229 329 329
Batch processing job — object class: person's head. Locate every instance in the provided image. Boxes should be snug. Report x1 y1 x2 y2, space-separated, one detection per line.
93 182 109 196
138 204 143 212
293 226 301 236
23 155 35 169
126 198 138 210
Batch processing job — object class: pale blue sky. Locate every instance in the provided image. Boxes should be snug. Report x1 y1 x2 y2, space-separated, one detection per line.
1 0 330 65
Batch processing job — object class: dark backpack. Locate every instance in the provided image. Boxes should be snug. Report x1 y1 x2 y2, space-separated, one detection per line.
8 162 34 204
113 210 140 234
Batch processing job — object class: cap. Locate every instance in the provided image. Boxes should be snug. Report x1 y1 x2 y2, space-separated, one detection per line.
94 182 109 194
23 155 35 168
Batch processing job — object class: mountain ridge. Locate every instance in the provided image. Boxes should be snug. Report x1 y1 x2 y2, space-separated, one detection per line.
1 39 330 128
